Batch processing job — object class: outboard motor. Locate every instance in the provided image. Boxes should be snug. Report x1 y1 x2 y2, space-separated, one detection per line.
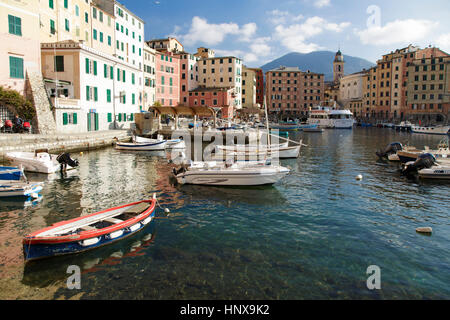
56 152 79 172
376 142 403 159
401 153 436 176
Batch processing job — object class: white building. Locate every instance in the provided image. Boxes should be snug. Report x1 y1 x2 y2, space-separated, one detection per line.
41 41 143 133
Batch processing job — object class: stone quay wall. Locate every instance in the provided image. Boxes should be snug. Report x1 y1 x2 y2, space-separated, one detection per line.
0 130 131 160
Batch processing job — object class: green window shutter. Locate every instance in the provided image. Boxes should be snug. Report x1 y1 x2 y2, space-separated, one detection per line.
64 0 68 9
8 15 22 36
132 73 135 84
87 113 91 131
73 113 78 125
95 113 99 131
50 19 55 34
49 0 54 9
85 58 90 74
9 56 24 79
93 29 97 40
123 113 126 122
118 113 122 122
132 45 135 54
123 70 126 83
130 113 134 121
170 78 173 86
132 93 135 105
116 23 119 31
93 61 97 75
62 113 68 125
110 66 113 79
86 86 90 101
107 89 111 102
161 76 164 85
65 19 69 31
104 64 107 78
107 113 112 123
117 68 120 81
100 32 103 43
123 94 126 104
85 12 89 23
94 87 98 101
108 36 111 46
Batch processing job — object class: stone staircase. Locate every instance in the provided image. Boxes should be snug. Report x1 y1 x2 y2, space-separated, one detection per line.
27 71 57 134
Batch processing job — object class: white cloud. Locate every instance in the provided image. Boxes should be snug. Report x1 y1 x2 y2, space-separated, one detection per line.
172 17 259 47
273 16 350 53
267 10 303 25
314 0 331 8
355 19 439 46
435 33 450 53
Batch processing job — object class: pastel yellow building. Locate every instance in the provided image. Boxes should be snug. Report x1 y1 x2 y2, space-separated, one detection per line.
39 0 92 45
0 0 41 95
242 66 256 108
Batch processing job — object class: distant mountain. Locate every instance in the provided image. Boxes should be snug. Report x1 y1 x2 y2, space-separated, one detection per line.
260 51 375 82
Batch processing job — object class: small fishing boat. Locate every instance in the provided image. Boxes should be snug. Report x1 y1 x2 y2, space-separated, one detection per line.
394 121 412 132
23 196 157 261
0 181 43 198
303 128 324 133
173 161 290 186
397 139 449 163
5 150 77 174
0 166 23 181
376 142 420 161
134 136 185 149
411 125 450 136
115 140 167 151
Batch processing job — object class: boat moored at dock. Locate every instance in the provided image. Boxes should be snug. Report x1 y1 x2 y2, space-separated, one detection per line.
307 104 355 129
411 125 450 136
23 197 157 261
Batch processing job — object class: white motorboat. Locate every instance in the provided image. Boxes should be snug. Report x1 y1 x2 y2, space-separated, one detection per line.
134 136 186 149
397 139 449 163
0 181 43 198
115 140 167 151
173 160 290 186
218 145 301 159
307 104 355 129
215 141 289 153
418 162 450 180
5 150 75 174
411 125 450 136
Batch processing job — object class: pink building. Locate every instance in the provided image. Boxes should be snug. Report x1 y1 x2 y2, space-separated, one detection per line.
155 51 180 106
188 87 235 118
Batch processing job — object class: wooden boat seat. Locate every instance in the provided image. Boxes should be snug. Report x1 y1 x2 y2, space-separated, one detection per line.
104 218 124 224
81 225 97 231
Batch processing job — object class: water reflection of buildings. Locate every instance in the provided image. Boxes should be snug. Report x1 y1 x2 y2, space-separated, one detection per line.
77 150 162 211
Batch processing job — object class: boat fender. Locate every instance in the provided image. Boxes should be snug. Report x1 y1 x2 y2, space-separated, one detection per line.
356 174 363 181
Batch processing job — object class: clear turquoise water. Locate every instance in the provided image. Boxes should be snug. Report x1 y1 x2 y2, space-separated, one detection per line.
1 128 449 299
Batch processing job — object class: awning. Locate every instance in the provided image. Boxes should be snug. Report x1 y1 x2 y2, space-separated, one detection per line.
149 106 216 117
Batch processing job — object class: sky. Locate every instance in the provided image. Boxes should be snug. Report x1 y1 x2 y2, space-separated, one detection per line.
120 0 450 68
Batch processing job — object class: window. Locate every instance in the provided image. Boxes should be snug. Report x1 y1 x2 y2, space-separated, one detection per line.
50 19 56 35
9 56 24 79
8 15 22 36
54 56 64 72
62 113 77 125
85 12 89 23
75 5 79 16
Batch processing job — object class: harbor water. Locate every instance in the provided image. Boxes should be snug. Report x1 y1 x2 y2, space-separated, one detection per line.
0 128 449 299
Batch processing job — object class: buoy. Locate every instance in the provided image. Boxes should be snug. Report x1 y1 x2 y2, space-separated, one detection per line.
356 174 363 180
164 208 170 213
416 227 432 234
30 193 39 199
80 152 83 156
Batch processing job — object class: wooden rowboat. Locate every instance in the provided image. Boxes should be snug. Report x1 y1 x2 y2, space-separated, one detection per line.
23 196 157 261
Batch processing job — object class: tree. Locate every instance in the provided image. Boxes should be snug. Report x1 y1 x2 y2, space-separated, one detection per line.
0 86 35 120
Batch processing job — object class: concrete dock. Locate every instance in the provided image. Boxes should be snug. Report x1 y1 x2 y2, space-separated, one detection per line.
0 130 131 160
